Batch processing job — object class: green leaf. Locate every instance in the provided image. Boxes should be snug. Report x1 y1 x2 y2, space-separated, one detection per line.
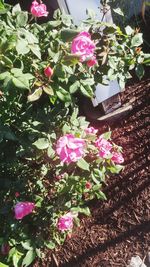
125 26 134 35
77 158 90 171
96 191 107 200
143 53 150 65
0 263 9 267
12 77 29 89
1 55 13 68
108 164 123 174
102 131 111 140
86 8 96 18
35 248 44 259
71 206 91 216
80 207 91 216
47 146 55 158
69 81 80 94
80 85 93 98
12 3 21 15
61 13 72 26
29 44 41 59
11 68 23 76
45 241 55 249
43 86 54 96
61 29 79 42
16 39 30 55
131 33 143 47
0 71 10 80
33 138 49 150
135 64 145 80
21 240 33 251
81 78 95 86
56 87 71 102
16 12 28 27
22 250 36 267
113 7 124 16
13 250 23 267
28 88 43 102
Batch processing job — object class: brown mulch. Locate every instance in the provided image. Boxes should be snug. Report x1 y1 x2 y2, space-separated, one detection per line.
34 77 150 267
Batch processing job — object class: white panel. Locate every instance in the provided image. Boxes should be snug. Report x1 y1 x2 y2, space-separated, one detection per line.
66 0 104 24
92 80 120 106
57 0 69 14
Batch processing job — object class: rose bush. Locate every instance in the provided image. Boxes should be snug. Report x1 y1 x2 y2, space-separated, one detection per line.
0 0 149 266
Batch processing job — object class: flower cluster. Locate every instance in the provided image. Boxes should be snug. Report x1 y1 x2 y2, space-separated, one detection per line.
56 131 124 165
56 134 85 163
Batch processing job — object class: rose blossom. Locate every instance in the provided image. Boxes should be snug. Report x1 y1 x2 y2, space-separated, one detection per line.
85 127 98 135
87 56 98 67
15 192 20 197
85 181 92 189
56 134 85 164
111 152 124 164
44 66 53 78
14 202 35 220
57 212 74 232
71 31 96 62
95 137 112 158
30 0 48 17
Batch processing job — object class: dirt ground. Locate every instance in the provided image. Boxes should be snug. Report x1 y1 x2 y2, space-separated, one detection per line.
33 74 150 267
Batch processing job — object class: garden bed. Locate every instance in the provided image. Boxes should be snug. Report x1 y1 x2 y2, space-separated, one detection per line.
34 77 150 267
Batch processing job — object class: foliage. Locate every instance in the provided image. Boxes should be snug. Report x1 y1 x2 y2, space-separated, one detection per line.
0 0 149 266
0 0 149 106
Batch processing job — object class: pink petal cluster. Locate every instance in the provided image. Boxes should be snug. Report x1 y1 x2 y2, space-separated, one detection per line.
56 134 85 164
85 126 98 135
87 56 98 67
71 31 96 62
44 66 53 78
30 0 48 17
95 137 112 158
111 152 124 164
57 212 74 232
14 202 35 220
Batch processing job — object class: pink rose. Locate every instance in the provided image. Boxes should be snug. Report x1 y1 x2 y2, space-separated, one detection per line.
85 127 98 135
85 181 92 189
56 134 85 164
111 152 124 164
30 0 48 17
1 243 10 255
44 66 53 78
87 56 98 67
14 202 35 220
71 31 96 62
95 137 112 158
15 192 20 198
57 212 74 232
